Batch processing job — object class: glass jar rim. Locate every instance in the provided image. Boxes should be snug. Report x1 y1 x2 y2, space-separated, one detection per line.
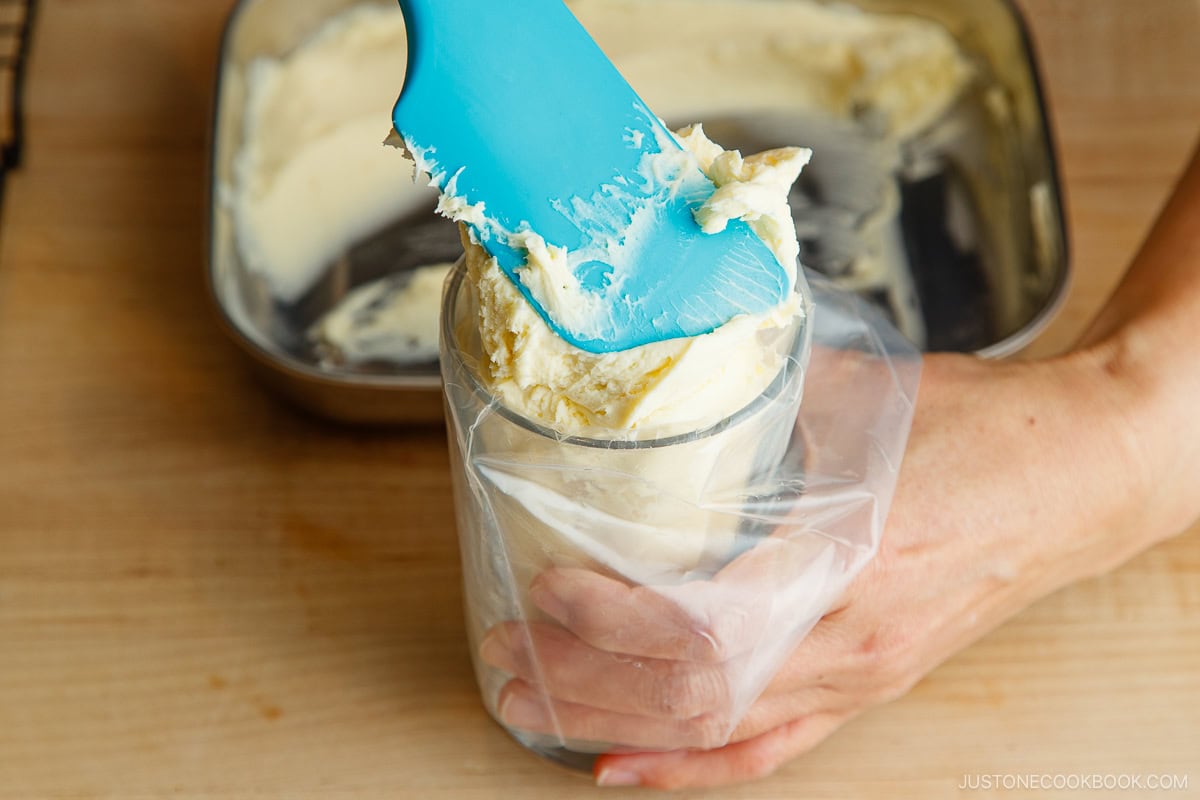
440 257 810 451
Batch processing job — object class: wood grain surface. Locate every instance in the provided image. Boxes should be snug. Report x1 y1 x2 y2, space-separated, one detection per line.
0 1 1198 798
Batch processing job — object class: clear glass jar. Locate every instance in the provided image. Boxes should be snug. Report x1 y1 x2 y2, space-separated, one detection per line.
438 258 812 769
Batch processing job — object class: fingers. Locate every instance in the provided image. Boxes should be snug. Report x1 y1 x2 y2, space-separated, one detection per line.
530 568 754 663
496 679 733 751
592 712 853 790
760 609 857 693
531 536 828 663
481 622 732 719
727 684 851 742
485 626 848 748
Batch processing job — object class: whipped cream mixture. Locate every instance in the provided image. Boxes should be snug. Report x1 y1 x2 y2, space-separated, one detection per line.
309 263 454 367
450 126 809 437
231 5 424 303
572 0 970 138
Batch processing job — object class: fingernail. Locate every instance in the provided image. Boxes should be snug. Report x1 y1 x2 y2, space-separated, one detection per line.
596 768 641 788
530 580 569 624
498 690 549 729
479 629 507 668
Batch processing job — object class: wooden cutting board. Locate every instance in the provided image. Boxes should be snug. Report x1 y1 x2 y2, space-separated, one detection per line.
0 1 1197 797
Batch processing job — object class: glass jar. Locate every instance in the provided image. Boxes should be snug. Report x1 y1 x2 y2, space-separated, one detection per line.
438 259 812 769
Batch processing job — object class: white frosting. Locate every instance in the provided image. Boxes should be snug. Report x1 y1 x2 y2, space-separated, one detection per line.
231 5 433 302
309 263 454 367
571 0 971 138
459 126 807 438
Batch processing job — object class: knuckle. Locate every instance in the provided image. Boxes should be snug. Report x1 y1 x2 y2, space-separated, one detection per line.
738 744 786 782
577 711 615 744
644 663 730 718
702 607 752 662
505 623 530 654
683 712 732 750
684 617 733 664
854 624 914 686
873 660 922 703
872 675 918 705
564 603 608 642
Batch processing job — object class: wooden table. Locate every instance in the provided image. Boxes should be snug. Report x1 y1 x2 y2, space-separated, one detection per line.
1 1 1197 797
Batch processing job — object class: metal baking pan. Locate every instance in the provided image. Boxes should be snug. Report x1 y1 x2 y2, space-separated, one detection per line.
207 0 1068 424
207 0 448 425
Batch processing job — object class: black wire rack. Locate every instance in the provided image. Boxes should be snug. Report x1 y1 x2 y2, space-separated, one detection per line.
0 0 35 187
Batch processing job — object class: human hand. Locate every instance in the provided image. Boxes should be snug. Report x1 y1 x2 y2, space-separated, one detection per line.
480 350 1162 789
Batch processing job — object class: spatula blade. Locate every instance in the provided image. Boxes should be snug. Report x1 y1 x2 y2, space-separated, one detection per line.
393 0 790 353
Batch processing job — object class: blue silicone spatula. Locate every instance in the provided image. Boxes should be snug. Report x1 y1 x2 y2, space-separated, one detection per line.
392 0 791 354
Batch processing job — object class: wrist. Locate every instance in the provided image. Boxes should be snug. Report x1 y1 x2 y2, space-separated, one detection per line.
1065 332 1200 560
893 355 1142 603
